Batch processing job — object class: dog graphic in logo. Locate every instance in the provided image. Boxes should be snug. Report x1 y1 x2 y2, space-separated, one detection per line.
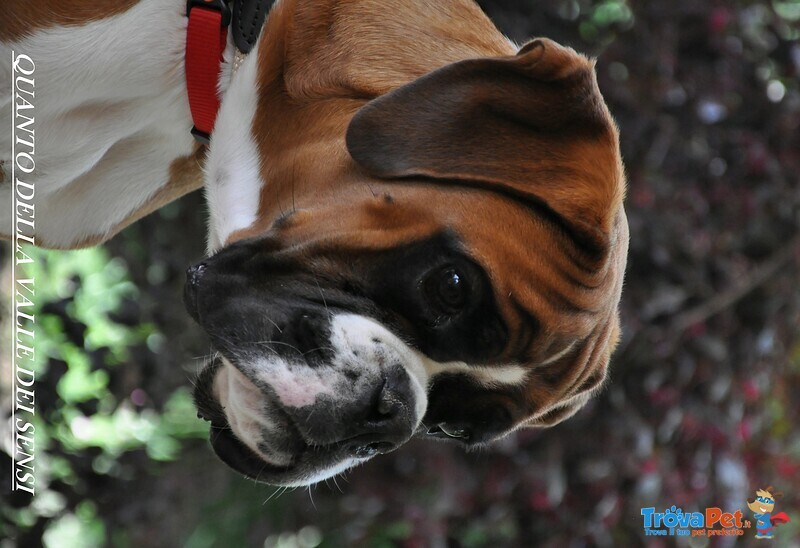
747 486 791 539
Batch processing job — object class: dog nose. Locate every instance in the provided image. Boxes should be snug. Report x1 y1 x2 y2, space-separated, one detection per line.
186 262 207 285
183 263 207 321
344 367 416 458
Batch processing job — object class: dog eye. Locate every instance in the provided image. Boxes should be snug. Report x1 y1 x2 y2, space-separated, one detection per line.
423 266 468 314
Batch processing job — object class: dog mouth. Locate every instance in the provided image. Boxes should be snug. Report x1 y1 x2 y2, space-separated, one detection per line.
207 426 395 486
204 413 389 485
192 357 300 483
181 241 472 485
193 356 407 485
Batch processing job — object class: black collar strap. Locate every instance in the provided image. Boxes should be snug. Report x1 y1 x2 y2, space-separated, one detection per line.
232 0 276 54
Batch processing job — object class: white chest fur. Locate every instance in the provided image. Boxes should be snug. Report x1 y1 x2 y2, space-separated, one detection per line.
0 0 199 247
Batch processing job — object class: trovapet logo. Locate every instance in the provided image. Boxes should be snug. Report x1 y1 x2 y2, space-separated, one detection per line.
641 506 748 538
641 485 793 539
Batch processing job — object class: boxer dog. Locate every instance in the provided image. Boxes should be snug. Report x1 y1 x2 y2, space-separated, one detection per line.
1 0 628 486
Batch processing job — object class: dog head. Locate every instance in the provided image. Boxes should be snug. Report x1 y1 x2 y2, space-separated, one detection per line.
186 1 628 486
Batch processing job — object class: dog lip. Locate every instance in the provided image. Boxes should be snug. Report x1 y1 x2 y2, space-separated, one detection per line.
209 424 294 480
347 439 397 458
209 422 379 485
196 407 226 427
192 357 228 426
204 380 404 483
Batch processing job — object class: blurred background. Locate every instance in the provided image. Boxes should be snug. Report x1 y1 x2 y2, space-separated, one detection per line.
2 0 799 546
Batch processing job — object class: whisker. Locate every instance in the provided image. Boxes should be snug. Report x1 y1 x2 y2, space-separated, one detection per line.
313 277 329 317
307 485 317 509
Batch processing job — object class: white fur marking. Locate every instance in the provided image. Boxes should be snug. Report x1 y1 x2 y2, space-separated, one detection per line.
252 357 335 409
329 314 430 423
418 358 529 388
204 45 262 253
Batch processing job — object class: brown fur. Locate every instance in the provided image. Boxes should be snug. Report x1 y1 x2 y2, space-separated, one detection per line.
1 0 140 41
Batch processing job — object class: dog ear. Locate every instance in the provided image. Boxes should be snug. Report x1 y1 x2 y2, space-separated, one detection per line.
346 38 623 254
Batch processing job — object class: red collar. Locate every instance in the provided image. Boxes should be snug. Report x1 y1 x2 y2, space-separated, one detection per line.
185 0 230 145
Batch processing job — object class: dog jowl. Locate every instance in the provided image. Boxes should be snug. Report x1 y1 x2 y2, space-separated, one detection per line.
186 1 629 486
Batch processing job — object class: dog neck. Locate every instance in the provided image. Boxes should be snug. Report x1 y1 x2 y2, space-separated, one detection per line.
205 0 519 250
